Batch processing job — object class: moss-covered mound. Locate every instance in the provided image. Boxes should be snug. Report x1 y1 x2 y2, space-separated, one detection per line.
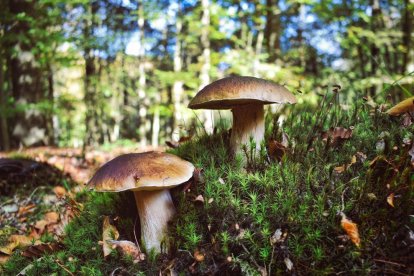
2 99 413 275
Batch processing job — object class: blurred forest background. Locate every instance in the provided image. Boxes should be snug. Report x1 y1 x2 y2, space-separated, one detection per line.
0 0 413 151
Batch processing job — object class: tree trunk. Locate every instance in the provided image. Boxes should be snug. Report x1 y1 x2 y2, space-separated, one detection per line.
137 1 148 146
83 2 101 148
199 0 213 135
8 0 50 147
172 5 184 141
401 0 413 74
151 92 160 147
253 23 264 77
0 54 10 151
264 0 281 61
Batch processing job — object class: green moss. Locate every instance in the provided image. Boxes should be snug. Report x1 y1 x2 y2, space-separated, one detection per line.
2 99 413 275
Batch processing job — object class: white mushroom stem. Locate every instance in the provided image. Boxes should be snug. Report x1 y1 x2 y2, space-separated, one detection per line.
230 103 265 156
133 189 176 253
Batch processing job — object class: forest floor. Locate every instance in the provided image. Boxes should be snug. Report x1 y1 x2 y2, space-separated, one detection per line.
1 95 414 275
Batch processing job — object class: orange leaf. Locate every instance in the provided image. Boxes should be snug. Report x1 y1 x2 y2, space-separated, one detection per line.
107 240 145 262
387 193 395 207
102 216 119 257
53 186 67 198
340 214 361 247
194 249 205 262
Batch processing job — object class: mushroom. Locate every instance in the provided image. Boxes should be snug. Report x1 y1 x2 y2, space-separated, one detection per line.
188 76 297 155
87 151 194 253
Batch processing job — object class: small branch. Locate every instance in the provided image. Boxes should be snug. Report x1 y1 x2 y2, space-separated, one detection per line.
55 259 74 276
373 258 406 267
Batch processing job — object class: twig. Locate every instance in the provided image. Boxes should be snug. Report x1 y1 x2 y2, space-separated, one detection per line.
133 216 139 246
340 187 349 213
373 258 406 267
110 267 123 276
178 249 194 258
240 244 263 273
55 259 74 276
268 246 275 276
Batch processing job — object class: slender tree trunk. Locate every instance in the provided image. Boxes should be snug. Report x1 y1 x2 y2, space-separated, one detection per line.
172 5 184 140
8 0 49 147
46 63 56 146
253 23 264 77
401 0 413 74
369 0 381 96
199 0 213 134
264 0 280 61
83 2 100 148
137 1 148 146
0 54 10 151
151 92 160 147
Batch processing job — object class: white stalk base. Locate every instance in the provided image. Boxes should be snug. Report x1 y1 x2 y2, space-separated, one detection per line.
230 103 265 156
134 189 176 253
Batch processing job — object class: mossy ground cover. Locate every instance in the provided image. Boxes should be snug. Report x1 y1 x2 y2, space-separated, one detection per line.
2 96 413 275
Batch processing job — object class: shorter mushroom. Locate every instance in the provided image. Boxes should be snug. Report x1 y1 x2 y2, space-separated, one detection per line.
87 151 194 253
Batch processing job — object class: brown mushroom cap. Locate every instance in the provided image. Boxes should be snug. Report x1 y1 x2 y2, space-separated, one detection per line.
188 76 297 110
87 151 194 192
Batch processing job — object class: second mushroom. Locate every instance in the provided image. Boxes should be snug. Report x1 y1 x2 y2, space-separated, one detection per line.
88 151 194 253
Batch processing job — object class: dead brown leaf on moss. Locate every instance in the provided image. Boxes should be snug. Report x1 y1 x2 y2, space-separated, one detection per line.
340 213 361 247
21 242 63 258
334 155 357 174
387 193 395 207
107 240 145 263
166 135 193 149
0 235 41 255
53 186 67 198
194 249 205 262
268 139 287 162
102 216 119 257
321 127 353 146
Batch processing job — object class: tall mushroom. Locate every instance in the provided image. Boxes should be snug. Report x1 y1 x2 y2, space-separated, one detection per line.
87 151 194 253
188 76 297 155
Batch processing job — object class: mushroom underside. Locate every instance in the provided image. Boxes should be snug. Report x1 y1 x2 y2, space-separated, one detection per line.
133 189 176 253
230 103 265 156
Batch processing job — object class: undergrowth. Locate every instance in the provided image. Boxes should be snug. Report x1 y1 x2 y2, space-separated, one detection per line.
2 97 413 275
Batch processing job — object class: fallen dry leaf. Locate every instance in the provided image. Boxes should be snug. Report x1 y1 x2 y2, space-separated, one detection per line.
44 212 59 224
107 240 145 262
34 220 48 233
334 165 346 174
281 132 289 148
340 213 361 247
387 96 414 116
194 249 205 262
53 186 67 198
270 228 284 245
268 139 287 162
334 155 357 174
0 254 10 264
284 257 293 271
18 204 36 217
102 216 119 257
321 127 353 146
402 113 412 127
194 195 204 203
166 135 193 149
0 241 18 255
387 193 395 208
0 235 41 255
21 242 63 258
